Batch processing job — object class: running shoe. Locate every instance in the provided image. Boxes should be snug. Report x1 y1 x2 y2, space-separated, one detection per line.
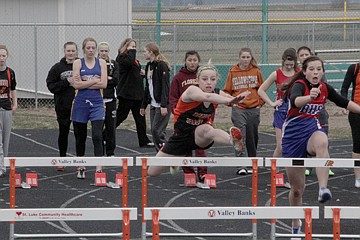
56 166 65 171
318 187 332 203
355 178 360 188
328 169 335 176
170 166 180 175
230 127 243 152
236 168 248 175
0 170 5 178
305 169 311 176
196 181 210 190
77 167 86 179
292 219 302 234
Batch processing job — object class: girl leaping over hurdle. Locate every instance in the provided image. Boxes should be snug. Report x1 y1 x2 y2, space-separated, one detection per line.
148 61 251 176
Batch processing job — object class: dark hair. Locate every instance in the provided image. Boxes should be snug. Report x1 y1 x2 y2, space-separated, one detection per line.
184 50 200 62
281 56 324 96
118 38 136 54
282 48 298 70
63 42 77 50
297 46 312 55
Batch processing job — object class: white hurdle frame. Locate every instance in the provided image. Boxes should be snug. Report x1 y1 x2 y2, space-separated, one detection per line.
136 156 262 240
0 208 137 239
4 156 133 240
324 206 360 239
143 206 319 240
265 157 360 239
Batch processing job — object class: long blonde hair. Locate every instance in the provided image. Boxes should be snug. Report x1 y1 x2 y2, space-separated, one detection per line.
145 42 171 71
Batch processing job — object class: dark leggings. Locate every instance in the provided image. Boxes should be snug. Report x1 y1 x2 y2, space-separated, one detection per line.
349 112 360 153
73 120 104 157
58 122 71 157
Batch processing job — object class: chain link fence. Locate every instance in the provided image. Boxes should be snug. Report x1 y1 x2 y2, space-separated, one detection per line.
1 21 359 108
133 0 360 22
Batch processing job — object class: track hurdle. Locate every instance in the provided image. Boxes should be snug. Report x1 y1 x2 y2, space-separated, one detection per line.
324 206 360 239
144 206 319 240
136 156 261 240
4 156 132 239
0 207 137 239
265 157 360 239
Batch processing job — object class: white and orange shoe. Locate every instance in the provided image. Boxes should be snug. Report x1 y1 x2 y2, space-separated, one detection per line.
230 127 243 152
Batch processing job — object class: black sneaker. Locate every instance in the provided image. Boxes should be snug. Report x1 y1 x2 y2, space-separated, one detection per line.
77 168 86 179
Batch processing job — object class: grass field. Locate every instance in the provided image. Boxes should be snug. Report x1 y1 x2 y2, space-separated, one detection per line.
13 102 352 139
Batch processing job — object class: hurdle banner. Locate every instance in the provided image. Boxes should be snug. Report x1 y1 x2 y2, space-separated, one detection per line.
136 156 262 240
5 157 133 240
0 208 137 239
143 206 319 240
324 206 360 240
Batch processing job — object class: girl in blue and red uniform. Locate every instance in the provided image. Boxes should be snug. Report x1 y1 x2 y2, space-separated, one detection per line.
258 48 298 159
281 56 360 234
71 38 108 179
148 61 250 177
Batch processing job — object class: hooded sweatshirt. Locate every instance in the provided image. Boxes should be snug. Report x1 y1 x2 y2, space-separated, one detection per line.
223 64 265 109
46 57 75 113
169 66 198 112
116 49 144 100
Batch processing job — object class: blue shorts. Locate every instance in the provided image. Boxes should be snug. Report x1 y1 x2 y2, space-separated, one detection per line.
273 102 288 129
71 97 105 123
282 117 321 158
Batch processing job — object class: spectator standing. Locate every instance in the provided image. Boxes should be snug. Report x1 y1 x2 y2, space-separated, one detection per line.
71 37 107 179
116 38 153 148
141 42 171 152
46 42 77 170
223 47 264 175
340 61 360 188
0 44 17 177
258 48 298 159
98 42 119 156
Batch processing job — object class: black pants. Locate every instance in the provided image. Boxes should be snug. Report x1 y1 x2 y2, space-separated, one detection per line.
73 120 104 157
116 97 151 147
56 109 72 157
103 100 117 156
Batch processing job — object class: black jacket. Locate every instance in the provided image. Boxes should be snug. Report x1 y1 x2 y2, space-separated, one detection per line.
142 60 170 108
46 58 75 112
103 59 119 99
116 49 144 100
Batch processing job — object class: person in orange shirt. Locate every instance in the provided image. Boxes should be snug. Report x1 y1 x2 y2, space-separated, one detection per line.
223 47 264 175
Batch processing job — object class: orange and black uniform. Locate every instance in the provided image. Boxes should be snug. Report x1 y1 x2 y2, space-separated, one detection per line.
341 63 360 153
161 96 216 156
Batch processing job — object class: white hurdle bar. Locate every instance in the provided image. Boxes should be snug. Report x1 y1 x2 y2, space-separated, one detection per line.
4 156 133 240
0 208 137 239
144 206 319 240
136 156 261 240
325 206 360 239
265 158 360 239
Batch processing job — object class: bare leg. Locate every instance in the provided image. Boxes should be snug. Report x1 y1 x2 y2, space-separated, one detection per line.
273 127 282 158
352 152 360 187
307 131 329 189
286 166 305 228
147 151 178 176
194 124 231 148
